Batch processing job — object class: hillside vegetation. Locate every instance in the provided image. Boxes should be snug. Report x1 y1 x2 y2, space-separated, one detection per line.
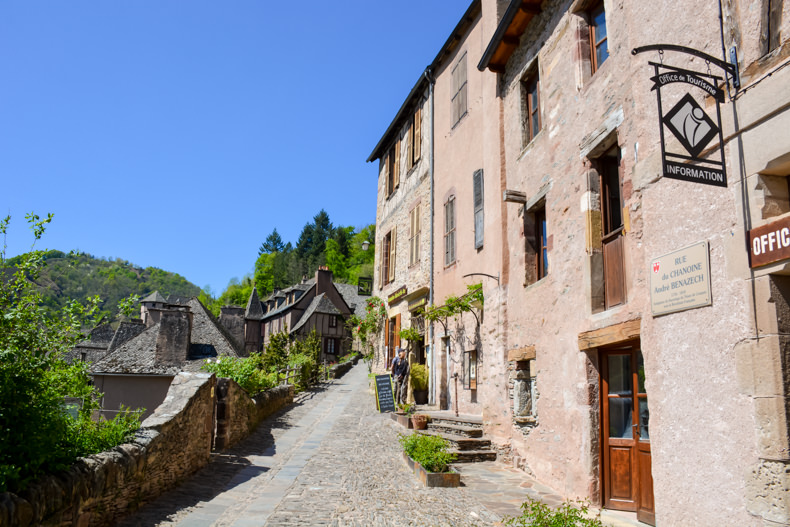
5 250 201 319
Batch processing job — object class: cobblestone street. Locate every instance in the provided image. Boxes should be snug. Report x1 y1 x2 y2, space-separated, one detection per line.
118 364 570 527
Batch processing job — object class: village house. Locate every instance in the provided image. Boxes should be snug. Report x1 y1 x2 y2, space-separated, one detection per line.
91 292 242 420
233 267 371 362
370 0 790 524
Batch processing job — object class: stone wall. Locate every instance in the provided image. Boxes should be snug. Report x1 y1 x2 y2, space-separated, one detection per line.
0 372 216 527
214 381 294 451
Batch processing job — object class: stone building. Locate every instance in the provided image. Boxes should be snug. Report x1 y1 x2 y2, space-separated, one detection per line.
238 267 370 362
370 0 790 524
91 294 243 420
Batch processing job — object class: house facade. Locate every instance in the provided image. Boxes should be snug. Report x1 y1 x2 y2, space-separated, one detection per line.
370 0 790 524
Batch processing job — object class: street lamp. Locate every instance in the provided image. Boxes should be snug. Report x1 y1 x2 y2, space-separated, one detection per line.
361 240 370 251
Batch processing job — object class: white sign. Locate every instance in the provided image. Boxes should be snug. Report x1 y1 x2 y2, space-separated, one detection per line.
650 242 712 316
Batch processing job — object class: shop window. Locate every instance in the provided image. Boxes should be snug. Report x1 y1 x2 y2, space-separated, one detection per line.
588 1 608 74
521 68 541 146
452 53 468 127
473 170 485 249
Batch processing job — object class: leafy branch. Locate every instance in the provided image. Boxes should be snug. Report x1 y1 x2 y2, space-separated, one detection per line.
423 283 483 331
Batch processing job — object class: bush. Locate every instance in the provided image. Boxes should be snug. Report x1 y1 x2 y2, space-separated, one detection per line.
398 432 457 473
202 353 277 396
410 363 428 391
504 498 604 527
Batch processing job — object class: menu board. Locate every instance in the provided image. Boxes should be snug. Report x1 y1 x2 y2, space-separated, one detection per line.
374 374 395 413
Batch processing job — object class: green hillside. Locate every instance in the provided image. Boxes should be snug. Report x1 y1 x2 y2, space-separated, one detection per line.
7 250 201 318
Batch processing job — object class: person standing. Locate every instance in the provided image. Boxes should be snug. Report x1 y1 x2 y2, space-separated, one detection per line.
391 348 409 405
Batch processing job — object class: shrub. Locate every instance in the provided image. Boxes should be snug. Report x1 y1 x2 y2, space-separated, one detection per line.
202 353 276 396
398 432 457 473
504 498 604 527
410 363 428 391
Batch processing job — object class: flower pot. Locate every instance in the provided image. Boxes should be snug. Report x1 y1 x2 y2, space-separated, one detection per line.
393 412 413 428
413 389 428 404
402 452 460 488
411 414 428 430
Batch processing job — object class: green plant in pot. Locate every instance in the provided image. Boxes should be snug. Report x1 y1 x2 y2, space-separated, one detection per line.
410 363 429 405
398 432 457 473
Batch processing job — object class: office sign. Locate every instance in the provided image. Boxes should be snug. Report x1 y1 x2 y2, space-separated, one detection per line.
650 242 712 316
634 45 735 188
749 215 790 268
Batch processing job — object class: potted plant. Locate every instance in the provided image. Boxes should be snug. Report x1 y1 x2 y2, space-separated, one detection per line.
411 413 429 430
410 363 429 405
393 403 414 428
398 432 460 487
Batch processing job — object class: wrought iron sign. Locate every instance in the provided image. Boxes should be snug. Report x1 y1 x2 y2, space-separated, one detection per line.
633 44 739 188
357 276 373 296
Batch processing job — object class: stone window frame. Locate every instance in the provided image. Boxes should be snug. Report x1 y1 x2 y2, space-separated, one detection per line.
588 0 609 75
523 183 551 286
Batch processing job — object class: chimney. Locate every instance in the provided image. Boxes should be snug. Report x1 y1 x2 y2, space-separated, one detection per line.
316 266 333 294
220 306 245 349
155 308 192 366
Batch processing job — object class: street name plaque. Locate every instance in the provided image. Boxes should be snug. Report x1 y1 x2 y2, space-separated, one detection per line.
374 374 395 413
650 241 712 316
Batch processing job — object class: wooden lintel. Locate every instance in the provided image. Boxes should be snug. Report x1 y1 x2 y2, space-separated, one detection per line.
578 319 641 350
508 345 536 361
503 189 528 203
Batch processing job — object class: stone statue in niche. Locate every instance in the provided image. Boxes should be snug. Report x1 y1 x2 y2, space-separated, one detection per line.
513 369 532 417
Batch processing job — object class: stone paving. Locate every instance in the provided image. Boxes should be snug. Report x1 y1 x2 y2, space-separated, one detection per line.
118 363 638 527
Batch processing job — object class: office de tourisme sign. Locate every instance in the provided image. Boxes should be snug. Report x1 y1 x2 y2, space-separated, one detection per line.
749 215 790 268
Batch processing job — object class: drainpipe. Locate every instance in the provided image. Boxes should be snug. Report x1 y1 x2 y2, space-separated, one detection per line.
424 66 436 406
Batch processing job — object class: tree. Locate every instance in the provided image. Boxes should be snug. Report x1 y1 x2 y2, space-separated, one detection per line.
259 228 285 255
0 213 141 493
325 238 348 282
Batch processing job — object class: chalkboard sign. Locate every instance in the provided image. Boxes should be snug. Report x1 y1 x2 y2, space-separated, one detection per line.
374 374 395 413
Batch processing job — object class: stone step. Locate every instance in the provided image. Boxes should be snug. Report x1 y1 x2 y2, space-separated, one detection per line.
417 430 491 451
428 415 483 429
451 449 498 463
427 422 483 438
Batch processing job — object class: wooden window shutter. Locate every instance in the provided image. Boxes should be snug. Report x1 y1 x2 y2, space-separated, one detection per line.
384 316 390 349
394 314 401 348
384 152 390 195
379 240 386 288
473 169 484 249
389 227 397 282
406 120 414 170
414 107 421 161
394 140 401 188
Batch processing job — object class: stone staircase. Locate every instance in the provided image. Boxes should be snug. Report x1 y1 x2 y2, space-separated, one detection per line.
420 414 497 463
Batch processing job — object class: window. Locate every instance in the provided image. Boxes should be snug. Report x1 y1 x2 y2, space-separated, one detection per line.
386 141 401 197
473 170 484 249
325 338 336 355
598 146 626 309
522 70 541 145
589 2 608 74
409 203 421 266
536 207 548 279
451 53 468 127
380 228 397 287
524 201 548 285
444 197 456 266
408 106 422 171
329 315 337 328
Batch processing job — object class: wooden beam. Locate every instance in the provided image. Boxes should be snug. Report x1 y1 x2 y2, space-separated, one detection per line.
503 189 528 203
578 319 641 350
519 1 542 14
503 34 520 46
507 345 536 361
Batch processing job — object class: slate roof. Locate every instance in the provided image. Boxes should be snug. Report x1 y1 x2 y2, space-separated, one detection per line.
91 297 241 376
141 291 167 303
291 294 341 333
245 287 264 320
334 282 371 318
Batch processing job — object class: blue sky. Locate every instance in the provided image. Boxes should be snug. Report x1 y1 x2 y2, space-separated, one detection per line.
0 1 471 294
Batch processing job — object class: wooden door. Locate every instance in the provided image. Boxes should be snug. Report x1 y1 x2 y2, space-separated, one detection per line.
601 344 654 525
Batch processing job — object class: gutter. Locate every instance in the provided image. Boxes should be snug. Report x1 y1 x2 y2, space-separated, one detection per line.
424 67 436 406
